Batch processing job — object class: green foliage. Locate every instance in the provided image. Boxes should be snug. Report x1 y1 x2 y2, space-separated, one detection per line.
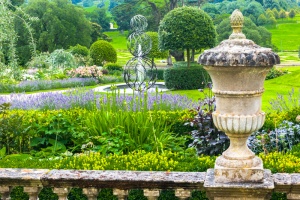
47 49 76 69
265 67 288 80
257 14 267 25
111 4 134 30
0 103 30 154
279 9 287 19
149 69 164 80
289 9 296 19
26 52 50 69
17 0 92 54
84 109 189 153
216 17 272 47
164 63 209 90
69 44 89 57
243 1 265 20
90 40 117 65
159 6 216 66
85 7 111 31
146 32 168 60
104 63 123 73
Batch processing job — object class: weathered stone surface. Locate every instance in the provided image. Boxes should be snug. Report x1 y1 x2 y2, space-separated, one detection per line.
197 10 279 185
41 170 206 189
204 169 274 200
0 168 48 187
198 39 280 67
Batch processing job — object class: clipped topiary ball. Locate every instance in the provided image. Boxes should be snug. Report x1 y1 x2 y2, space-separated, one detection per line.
90 40 117 66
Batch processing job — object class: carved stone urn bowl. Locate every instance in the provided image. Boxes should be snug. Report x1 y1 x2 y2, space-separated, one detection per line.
198 9 280 183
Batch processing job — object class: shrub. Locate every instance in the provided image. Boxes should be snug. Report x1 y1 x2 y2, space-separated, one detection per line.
104 63 123 75
69 44 89 57
67 65 103 80
265 67 288 80
164 63 210 90
26 52 50 69
186 83 229 156
47 49 76 69
146 68 164 80
90 40 117 66
248 121 300 154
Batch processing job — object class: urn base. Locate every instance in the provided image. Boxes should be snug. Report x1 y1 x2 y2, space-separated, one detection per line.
214 155 264 183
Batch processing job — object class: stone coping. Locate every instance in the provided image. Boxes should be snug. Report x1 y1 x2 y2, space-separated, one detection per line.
0 168 299 194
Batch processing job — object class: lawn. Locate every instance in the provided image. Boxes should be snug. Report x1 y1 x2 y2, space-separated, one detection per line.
168 66 300 111
267 23 300 51
277 51 300 63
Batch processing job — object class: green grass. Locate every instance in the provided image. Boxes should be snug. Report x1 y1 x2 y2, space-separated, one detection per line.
277 52 300 63
169 66 300 111
105 31 128 50
267 23 300 51
263 66 300 111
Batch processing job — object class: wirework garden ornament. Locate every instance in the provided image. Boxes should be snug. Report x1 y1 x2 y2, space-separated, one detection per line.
124 15 157 92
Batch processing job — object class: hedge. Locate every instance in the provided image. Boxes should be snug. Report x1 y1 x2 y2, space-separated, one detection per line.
164 62 210 90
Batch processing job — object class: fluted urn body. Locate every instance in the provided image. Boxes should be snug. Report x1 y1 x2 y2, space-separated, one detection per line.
198 9 280 183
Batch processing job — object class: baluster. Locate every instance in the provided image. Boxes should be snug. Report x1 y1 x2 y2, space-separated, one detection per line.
175 188 191 200
0 186 12 200
143 189 160 200
287 193 300 200
24 187 42 200
53 187 70 200
113 189 128 200
82 187 99 200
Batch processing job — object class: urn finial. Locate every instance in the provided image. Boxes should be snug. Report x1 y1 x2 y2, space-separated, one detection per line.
229 9 246 39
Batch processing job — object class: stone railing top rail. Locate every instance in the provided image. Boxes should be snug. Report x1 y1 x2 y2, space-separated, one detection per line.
0 169 206 190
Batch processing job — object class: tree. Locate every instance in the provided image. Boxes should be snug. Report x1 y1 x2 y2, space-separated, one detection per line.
243 1 264 20
158 6 216 67
272 8 279 19
257 14 267 25
1 0 36 77
267 15 277 25
201 3 220 16
216 17 272 47
111 3 135 31
85 8 111 31
289 9 296 19
263 0 280 10
17 0 92 54
279 9 287 19
146 32 168 63
266 8 275 18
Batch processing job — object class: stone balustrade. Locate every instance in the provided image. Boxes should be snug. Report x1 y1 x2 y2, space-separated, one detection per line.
0 168 299 199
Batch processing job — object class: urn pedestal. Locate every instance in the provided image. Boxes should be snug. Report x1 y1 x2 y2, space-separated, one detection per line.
198 9 280 184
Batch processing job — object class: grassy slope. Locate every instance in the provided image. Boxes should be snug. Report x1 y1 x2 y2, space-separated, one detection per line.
266 15 300 51
104 31 132 66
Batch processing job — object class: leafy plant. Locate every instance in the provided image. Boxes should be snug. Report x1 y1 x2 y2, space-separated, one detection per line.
248 120 300 154
47 49 76 69
90 40 117 65
265 67 288 80
186 83 229 156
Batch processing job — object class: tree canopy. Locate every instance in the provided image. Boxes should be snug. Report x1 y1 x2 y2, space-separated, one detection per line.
158 6 216 66
17 0 92 53
216 17 272 48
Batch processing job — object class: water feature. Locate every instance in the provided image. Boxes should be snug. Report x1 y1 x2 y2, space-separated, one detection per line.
94 82 168 93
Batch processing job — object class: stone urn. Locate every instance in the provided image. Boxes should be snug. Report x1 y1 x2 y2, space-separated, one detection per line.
198 9 280 183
